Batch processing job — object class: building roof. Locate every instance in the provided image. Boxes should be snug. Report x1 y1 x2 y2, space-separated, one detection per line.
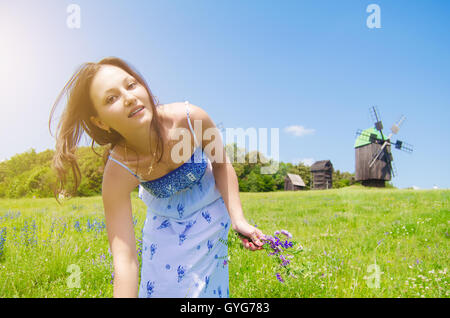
286 173 306 187
354 127 383 148
310 160 333 172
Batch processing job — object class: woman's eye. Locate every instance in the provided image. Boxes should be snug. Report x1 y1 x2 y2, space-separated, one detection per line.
105 82 136 104
106 96 116 104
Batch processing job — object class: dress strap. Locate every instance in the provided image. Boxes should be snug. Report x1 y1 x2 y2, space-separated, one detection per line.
185 101 200 147
108 155 141 180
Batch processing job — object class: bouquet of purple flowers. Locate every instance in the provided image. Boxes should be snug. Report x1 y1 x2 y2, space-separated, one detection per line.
261 229 302 283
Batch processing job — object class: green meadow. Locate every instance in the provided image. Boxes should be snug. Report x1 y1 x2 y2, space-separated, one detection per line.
0 185 448 298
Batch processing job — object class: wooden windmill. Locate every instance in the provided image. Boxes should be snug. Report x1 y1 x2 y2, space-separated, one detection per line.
354 106 413 187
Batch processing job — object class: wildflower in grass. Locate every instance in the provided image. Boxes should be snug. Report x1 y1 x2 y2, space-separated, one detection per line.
31 220 37 245
85 247 90 253
281 230 292 238
49 221 55 234
276 273 284 283
261 229 300 283
137 238 143 260
22 220 30 246
0 228 6 257
74 221 82 232
279 254 290 267
58 223 67 240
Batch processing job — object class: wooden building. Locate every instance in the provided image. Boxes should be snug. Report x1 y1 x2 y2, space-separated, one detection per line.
354 128 391 187
284 173 306 191
310 160 333 190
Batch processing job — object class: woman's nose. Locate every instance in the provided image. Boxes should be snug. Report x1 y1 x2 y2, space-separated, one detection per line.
124 94 137 107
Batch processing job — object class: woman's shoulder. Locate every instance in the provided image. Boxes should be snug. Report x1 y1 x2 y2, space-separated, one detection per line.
103 156 141 193
159 101 194 129
160 101 188 118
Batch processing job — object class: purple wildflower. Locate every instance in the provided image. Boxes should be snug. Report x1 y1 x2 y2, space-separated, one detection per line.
261 229 299 282
280 230 292 238
279 254 290 267
276 273 284 283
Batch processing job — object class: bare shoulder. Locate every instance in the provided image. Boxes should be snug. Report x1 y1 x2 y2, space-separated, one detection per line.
102 158 140 195
161 102 207 127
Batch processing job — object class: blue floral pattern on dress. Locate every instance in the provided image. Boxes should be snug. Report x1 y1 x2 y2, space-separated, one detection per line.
205 276 210 291
179 234 187 245
146 281 155 297
150 243 157 260
202 210 211 223
207 240 213 252
157 219 170 230
177 203 185 219
177 265 186 283
178 220 197 246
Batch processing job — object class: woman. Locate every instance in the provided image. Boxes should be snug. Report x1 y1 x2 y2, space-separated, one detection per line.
49 56 265 298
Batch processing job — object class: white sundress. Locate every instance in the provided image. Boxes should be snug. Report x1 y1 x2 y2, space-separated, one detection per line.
108 101 231 298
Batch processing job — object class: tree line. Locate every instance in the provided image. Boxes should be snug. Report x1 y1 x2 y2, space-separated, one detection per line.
0 143 357 199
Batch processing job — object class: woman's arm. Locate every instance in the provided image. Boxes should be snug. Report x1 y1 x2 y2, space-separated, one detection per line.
212 158 264 250
188 104 265 250
102 161 141 297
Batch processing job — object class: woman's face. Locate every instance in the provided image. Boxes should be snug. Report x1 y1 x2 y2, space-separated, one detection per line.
89 65 153 137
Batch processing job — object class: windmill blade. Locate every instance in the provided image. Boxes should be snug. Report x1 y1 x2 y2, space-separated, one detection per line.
369 106 386 141
391 115 406 135
392 161 397 178
393 139 413 153
385 148 396 178
369 140 389 168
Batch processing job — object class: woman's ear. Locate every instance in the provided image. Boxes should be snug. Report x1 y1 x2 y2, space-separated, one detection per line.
90 115 110 132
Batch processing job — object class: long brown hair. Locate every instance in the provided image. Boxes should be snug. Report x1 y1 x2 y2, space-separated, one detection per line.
48 56 164 204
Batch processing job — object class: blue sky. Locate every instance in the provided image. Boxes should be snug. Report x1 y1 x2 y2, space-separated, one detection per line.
0 0 449 189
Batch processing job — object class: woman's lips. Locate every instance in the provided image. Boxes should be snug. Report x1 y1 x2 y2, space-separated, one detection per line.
128 106 145 118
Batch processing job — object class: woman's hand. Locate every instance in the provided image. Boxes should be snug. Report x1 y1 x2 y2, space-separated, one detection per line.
232 220 265 251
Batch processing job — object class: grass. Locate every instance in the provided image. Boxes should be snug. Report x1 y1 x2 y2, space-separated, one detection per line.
0 185 448 298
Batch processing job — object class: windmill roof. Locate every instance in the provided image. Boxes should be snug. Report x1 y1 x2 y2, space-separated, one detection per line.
286 173 306 187
354 127 383 148
310 160 332 171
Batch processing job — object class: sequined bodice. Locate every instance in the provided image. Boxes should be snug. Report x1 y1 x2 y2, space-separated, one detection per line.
139 145 208 198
